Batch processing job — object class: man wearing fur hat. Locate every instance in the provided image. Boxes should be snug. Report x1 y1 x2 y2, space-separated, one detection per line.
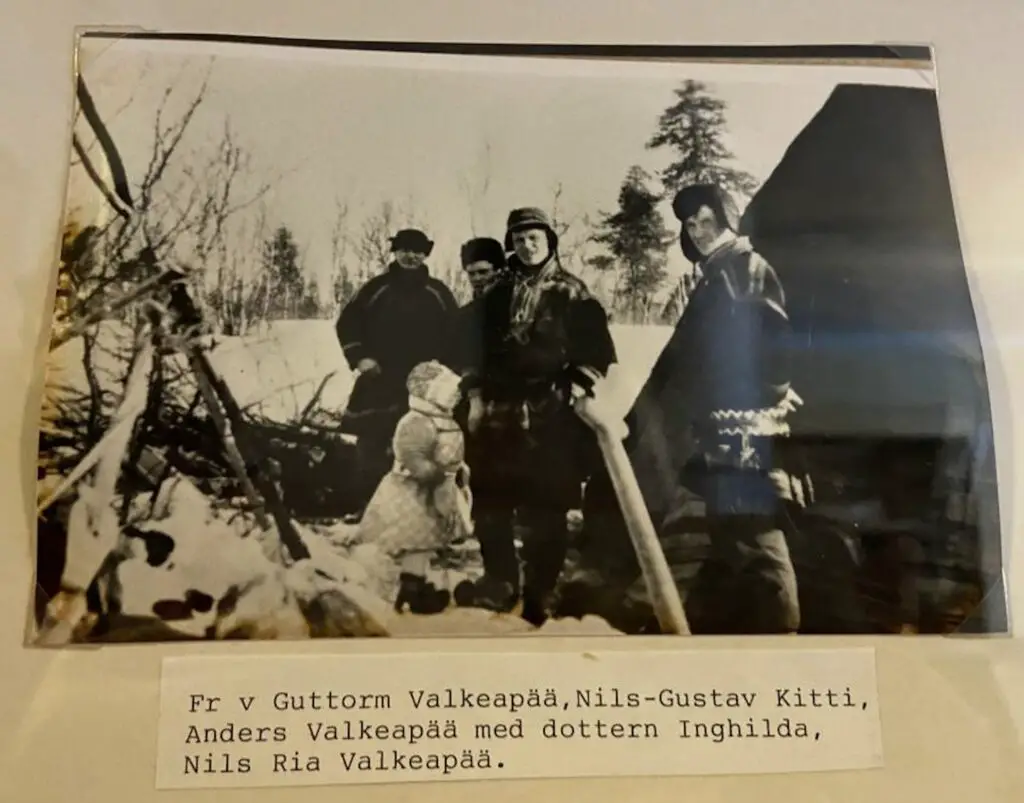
446 236 508 607
453 208 616 626
579 183 804 634
336 228 460 522
460 236 507 299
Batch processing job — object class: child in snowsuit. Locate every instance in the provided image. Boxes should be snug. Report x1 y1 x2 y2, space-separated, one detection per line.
357 360 474 614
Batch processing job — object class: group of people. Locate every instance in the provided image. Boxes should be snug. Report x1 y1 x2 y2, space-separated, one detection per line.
334 183 809 634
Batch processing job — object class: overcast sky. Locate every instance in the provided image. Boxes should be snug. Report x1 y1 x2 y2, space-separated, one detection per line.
67 38 932 290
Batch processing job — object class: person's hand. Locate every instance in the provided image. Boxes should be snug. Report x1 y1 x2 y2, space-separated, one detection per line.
570 363 630 442
466 393 485 434
356 358 381 376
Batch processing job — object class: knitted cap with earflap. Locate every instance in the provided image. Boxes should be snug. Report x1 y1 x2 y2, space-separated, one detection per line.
503 207 558 252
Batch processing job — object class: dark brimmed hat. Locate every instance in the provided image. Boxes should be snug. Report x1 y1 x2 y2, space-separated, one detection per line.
504 207 557 252
390 228 434 256
671 184 739 263
460 237 506 270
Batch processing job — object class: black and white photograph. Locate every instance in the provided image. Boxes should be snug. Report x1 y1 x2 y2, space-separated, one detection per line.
31 35 1007 643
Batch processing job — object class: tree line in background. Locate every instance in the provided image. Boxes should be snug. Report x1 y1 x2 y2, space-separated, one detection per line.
586 80 759 324
240 79 758 330
47 62 763 476
64 66 761 353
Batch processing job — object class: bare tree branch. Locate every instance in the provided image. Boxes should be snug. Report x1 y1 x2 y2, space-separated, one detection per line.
70 56 152 167
354 200 398 276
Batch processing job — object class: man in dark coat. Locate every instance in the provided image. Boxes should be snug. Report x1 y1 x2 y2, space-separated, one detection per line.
447 237 508 609
447 236 508 414
578 184 805 634
336 228 460 521
451 208 617 625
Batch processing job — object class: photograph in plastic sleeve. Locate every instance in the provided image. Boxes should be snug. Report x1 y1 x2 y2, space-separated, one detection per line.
30 33 1008 644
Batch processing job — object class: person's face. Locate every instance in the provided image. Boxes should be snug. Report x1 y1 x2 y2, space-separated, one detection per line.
683 205 722 258
395 249 426 269
511 227 550 267
464 260 498 295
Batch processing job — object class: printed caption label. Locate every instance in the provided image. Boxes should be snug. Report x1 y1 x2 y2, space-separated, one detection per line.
156 648 883 789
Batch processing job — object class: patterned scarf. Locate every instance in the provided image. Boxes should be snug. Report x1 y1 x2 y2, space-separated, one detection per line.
507 255 590 344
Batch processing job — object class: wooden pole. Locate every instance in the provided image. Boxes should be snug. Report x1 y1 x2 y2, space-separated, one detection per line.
570 364 690 635
595 431 691 635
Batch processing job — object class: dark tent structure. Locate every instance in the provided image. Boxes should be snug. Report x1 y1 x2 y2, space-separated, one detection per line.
740 83 992 440
739 83 1005 632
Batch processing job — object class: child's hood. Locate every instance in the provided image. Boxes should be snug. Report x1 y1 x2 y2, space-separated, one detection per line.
406 360 462 414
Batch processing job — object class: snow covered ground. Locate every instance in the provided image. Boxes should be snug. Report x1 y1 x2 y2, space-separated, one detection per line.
223 320 672 423
45 313 986 445
40 319 675 637
42 317 993 639
46 319 673 426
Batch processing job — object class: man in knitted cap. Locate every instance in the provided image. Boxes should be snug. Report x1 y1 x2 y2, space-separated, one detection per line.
336 227 460 522
576 183 805 634
452 207 616 626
